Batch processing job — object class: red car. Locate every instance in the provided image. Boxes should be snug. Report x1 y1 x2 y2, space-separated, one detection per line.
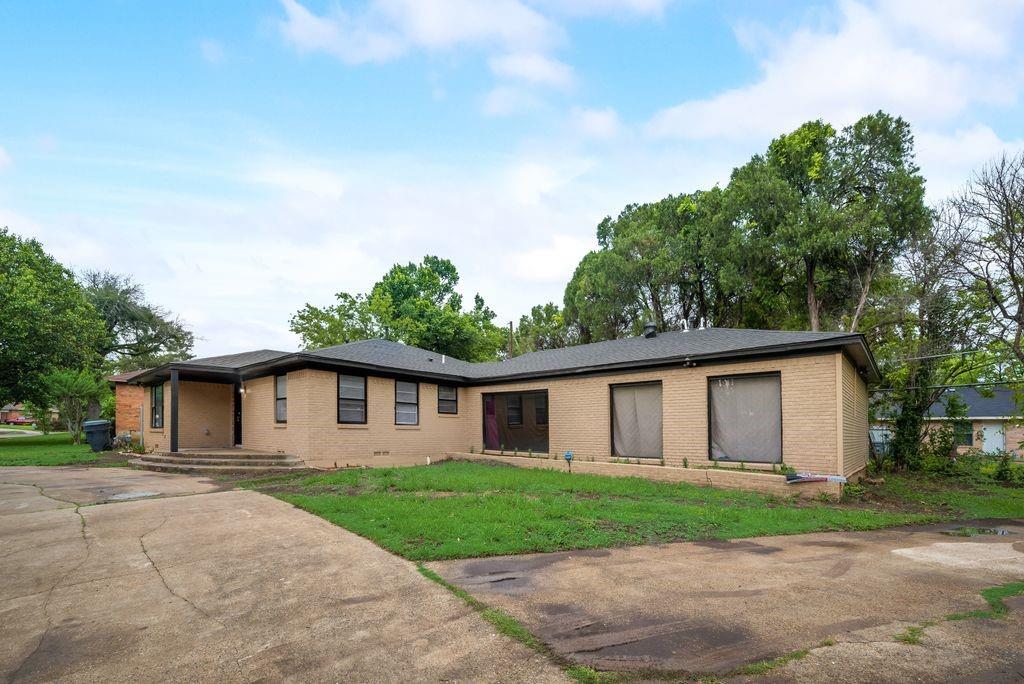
5 416 34 425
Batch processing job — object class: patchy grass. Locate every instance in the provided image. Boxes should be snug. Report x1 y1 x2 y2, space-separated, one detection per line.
734 649 809 675
894 622 935 645
862 474 1024 519
948 581 1024 621
242 461 933 561
0 433 100 466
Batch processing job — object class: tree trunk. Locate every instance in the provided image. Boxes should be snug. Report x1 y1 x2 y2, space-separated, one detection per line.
806 259 821 331
86 398 101 421
849 265 874 332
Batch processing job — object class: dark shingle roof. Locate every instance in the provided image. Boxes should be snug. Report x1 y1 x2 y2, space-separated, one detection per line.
927 387 1022 419
136 328 875 384
304 339 479 377
175 349 291 369
465 328 859 380
107 369 149 383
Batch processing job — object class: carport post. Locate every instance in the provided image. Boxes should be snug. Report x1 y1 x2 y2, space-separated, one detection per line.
170 369 179 453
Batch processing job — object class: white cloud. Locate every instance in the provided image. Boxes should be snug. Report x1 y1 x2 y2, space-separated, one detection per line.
507 233 593 283
489 52 574 89
0 146 10 171
916 125 1024 200
247 162 348 201
278 0 558 64
647 0 1024 141
505 157 594 204
199 38 225 64
570 107 622 140
481 85 542 116
533 0 674 17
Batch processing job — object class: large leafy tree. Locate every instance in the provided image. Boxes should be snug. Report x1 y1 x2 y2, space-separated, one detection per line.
725 112 929 331
44 369 110 444
0 228 106 406
290 256 505 361
82 270 194 372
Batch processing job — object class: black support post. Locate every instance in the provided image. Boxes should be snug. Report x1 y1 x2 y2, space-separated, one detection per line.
170 369 179 453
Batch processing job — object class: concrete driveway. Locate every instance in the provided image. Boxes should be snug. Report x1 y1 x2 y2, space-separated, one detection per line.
0 467 564 683
430 521 1024 681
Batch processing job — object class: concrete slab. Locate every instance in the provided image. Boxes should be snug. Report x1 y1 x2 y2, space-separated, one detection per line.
0 466 226 507
430 520 1024 679
1 468 566 683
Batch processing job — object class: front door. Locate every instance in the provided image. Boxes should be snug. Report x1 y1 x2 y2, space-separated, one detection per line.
981 421 1005 453
233 383 243 446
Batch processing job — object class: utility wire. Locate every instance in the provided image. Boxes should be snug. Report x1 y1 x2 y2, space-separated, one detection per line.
874 380 1024 392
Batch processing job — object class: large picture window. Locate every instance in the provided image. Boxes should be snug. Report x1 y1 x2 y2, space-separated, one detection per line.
611 382 662 458
708 373 782 463
395 380 419 425
438 385 458 414
275 375 287 423
338 374 367 424
151 384 164 429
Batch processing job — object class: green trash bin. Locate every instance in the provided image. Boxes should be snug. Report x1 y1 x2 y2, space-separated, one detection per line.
82 420 112 452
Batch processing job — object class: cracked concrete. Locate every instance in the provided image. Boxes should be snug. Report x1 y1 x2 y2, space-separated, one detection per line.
430 520 1024 680
1 467 566 683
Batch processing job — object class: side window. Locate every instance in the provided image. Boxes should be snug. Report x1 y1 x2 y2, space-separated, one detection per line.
535 393 548 425
438 385 458 414
151 385 164 428
338 374 367 424
395 381 419 425
275 375 287 423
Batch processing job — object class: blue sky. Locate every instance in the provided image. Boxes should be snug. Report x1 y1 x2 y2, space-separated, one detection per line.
2 0 1023 357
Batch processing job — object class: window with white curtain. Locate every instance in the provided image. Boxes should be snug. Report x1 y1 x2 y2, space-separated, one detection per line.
395 380 419 425
708 373 782 463
275 375 287 423
611 382 663 458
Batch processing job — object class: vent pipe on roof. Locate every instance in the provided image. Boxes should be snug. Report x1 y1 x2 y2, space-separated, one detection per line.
643 322 657 338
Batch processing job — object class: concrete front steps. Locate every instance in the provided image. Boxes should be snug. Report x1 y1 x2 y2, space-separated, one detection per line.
130 448 305 475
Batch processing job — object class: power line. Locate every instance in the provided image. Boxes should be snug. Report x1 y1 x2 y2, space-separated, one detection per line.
874 380 1024 392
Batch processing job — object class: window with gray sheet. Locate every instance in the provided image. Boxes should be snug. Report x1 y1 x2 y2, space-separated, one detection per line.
708 373 782 463
611 382 663 459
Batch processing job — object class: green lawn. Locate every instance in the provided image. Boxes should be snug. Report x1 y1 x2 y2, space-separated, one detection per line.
866 474 1024 520
0 433 100 466
243 461 938 560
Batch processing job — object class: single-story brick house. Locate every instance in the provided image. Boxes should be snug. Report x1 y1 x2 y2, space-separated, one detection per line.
871 386 1022 456
130 327 877 488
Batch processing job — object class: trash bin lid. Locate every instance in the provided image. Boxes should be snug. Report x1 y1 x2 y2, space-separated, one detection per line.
82 420 111 428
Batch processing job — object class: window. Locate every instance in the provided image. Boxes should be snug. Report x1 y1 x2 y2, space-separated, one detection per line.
954 421 974 447
535 393 548 426
611 382 662 458
275 375 287 423
438 385 458 414
338 374 367 424
708 373 782 463
507 395 522 426
151 384 164 429
395 380 419 425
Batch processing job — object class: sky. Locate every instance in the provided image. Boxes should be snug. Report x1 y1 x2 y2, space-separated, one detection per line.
1 0 1023 358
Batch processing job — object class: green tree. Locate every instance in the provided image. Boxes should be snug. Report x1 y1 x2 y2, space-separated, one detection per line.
81 271 194 372
290 256 505 361
724 112 929 331
0 228 106 407
45 369 110 444
515 303 573 354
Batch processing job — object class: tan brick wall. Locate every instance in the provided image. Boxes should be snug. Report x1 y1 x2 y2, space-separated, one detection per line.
142 381 233 451
463 352 843 474
240 370 472 467
841 355 869 479
114 384 145 436
1006 421 1024 456
449 453 842 498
